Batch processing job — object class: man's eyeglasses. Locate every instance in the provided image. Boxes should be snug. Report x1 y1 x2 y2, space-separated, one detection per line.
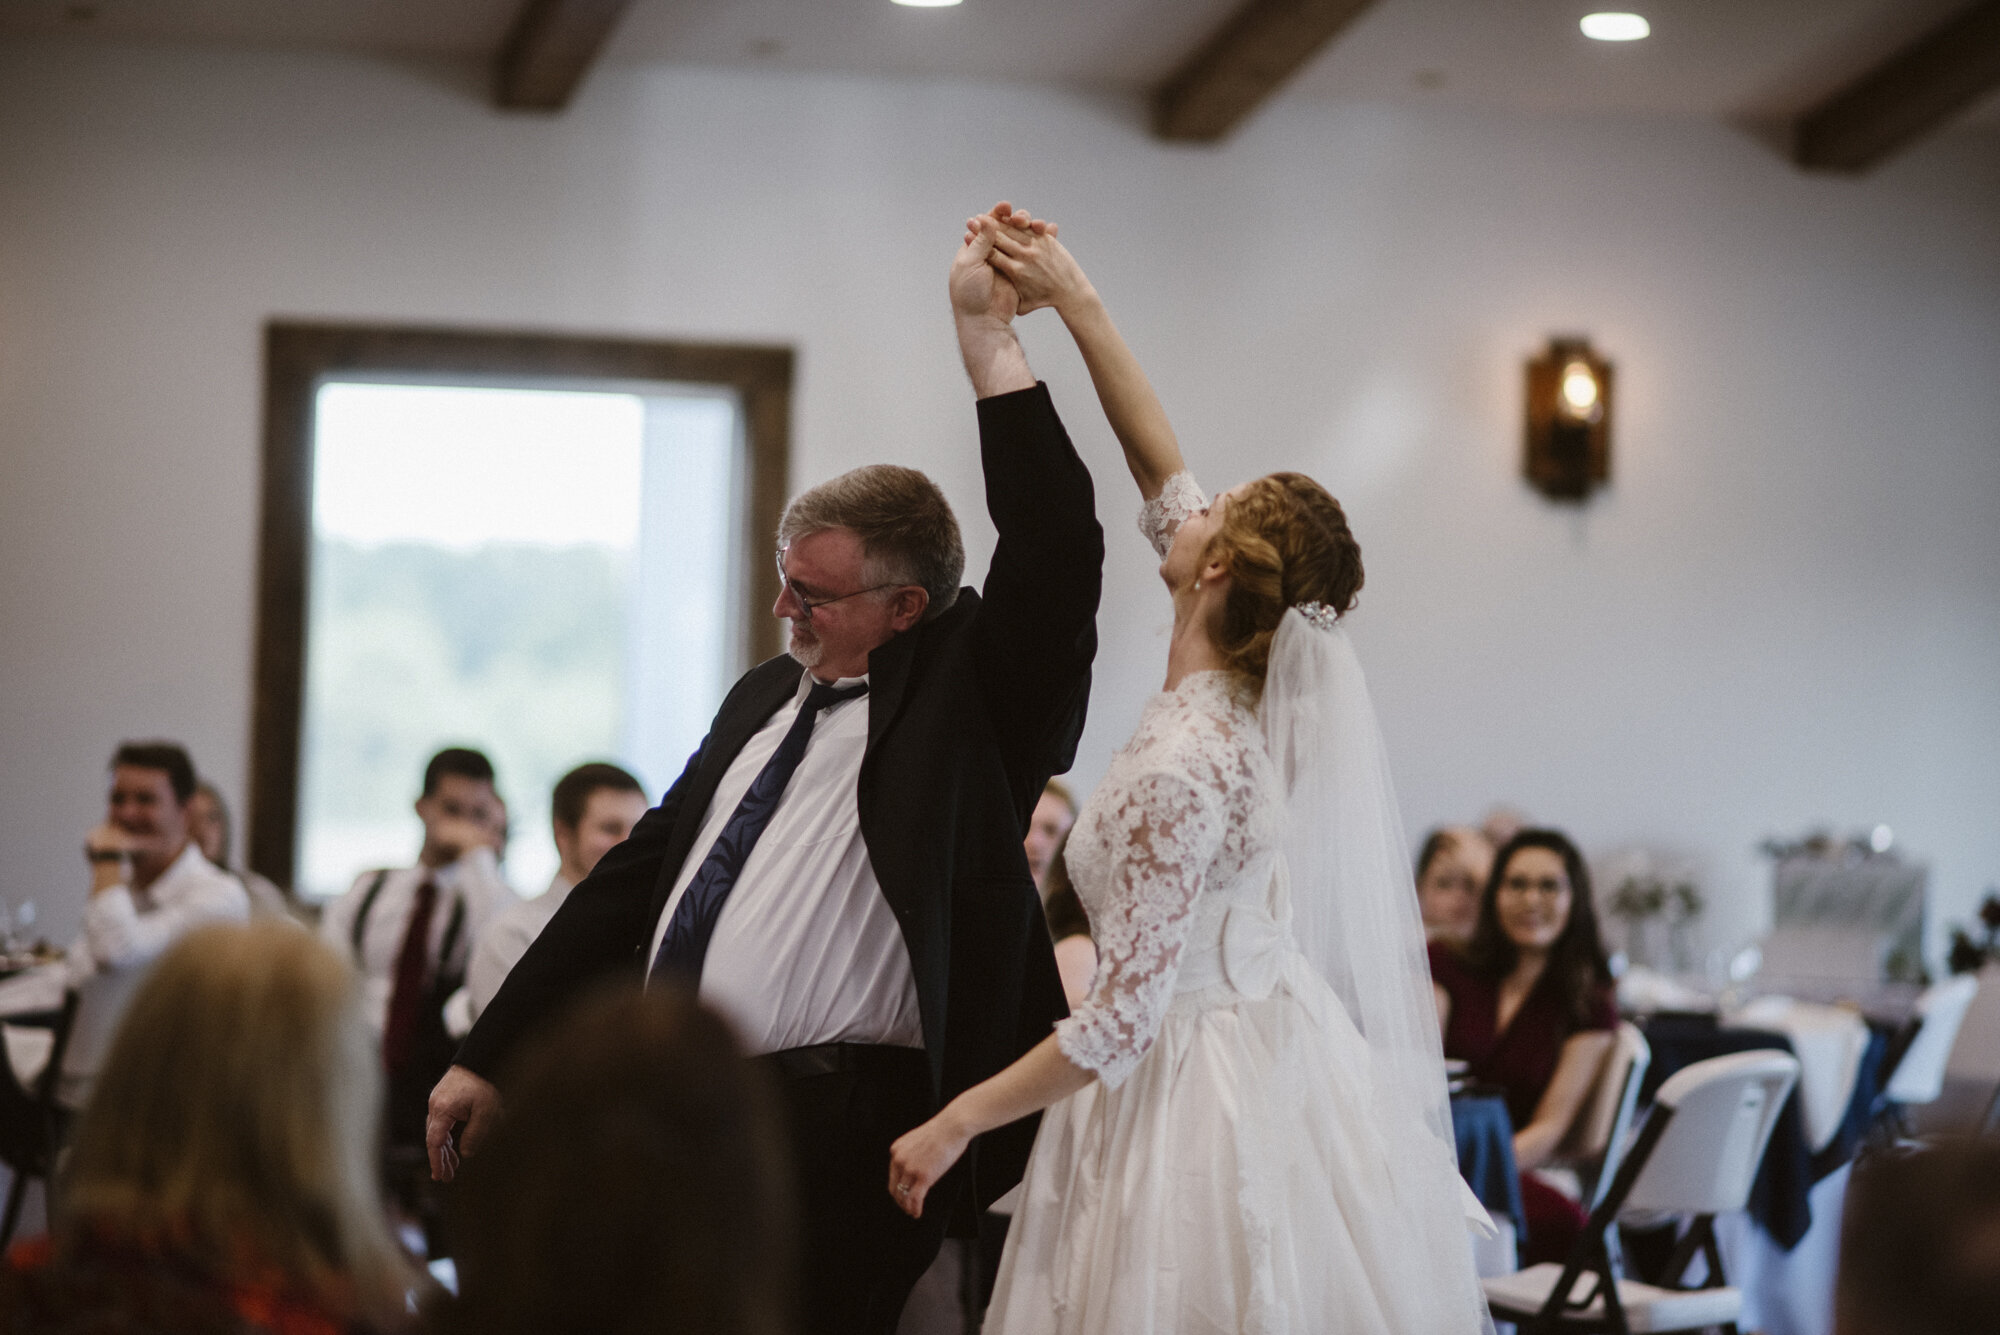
775 549 901 621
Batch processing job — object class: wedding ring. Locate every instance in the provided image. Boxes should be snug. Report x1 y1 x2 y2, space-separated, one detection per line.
897 1183 911 1195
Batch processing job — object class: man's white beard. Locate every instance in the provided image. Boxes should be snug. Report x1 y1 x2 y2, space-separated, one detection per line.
786 621 824 669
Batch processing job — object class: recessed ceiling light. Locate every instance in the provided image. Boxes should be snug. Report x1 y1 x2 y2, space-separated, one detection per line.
1580 12 1649 41
892 0 963 7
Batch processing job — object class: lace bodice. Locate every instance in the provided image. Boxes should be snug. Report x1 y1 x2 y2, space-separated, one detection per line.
1056 472 1286 1088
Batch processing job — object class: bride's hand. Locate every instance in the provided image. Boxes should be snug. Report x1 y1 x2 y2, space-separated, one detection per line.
888 1110 973 1219
987 225 1093 318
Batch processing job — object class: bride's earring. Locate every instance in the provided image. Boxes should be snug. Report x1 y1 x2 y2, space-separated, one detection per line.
1193 578 1202 591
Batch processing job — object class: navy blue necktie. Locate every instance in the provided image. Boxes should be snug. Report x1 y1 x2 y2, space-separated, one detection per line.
650 677 868 985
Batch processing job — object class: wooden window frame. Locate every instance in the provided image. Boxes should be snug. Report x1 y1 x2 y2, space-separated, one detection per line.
250 322 793 890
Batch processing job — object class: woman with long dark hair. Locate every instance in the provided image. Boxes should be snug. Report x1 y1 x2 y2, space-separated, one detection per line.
1430 827 1616 1264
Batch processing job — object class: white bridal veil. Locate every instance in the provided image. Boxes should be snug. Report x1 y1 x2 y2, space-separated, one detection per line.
1262 607 1496 1333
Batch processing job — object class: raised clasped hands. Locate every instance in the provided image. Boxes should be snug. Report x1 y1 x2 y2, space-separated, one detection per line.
961 201 1093 318
950 201 1023 327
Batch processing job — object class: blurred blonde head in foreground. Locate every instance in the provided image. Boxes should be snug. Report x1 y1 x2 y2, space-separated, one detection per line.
49 920 413 1329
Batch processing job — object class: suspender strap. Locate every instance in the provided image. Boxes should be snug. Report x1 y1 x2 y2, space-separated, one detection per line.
436 896 468 979
353 868 469 974
350 869 392 957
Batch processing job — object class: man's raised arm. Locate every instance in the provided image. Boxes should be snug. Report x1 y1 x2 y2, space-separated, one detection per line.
952 204 1103 797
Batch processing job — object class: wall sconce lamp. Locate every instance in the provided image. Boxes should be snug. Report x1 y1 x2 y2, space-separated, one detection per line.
1524 337 1613 501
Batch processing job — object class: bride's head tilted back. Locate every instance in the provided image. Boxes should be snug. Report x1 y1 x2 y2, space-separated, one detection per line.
1204 472 1363 682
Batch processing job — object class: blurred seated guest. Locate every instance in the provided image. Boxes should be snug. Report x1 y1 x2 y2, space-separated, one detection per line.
1481 805 1528 851
437 986 793 1335
0 742 252 1099
1038 831 1095 1009
0 921 417 1333
69 743 251 986
186 779 294 921
452 762 646 1032
1429 828 1615 1266
1836 1138 2000 1335
1022 780 1075 890
1414 825 1493 951
319 748 514 1176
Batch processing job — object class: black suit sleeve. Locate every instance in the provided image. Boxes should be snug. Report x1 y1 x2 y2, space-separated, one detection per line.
453 735 707 1080
969 383 1104 805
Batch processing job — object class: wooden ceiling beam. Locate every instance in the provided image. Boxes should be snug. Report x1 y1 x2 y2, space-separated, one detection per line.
1152 0 1379 142
1793 0 2000 173
495 0 632 112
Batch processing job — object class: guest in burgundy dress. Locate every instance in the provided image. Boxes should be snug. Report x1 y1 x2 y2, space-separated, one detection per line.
1430 828 1617 1265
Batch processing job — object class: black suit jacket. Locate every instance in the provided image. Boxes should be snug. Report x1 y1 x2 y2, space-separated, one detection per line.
458 382 1102 1211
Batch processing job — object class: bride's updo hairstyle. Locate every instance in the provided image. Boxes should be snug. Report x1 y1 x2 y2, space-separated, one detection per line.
1205 472 1363 682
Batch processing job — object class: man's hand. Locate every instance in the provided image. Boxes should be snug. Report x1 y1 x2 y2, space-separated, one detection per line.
963 204 1070 314
427 1063 502 1182
951 200 1036 398
428 814 502 866
83 822 138 894
950 207 1021 326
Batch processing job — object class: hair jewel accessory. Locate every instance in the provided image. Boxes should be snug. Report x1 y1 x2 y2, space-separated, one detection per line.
1294 601 1341 630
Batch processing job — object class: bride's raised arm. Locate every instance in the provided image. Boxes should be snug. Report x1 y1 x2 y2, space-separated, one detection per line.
969 209 1186 502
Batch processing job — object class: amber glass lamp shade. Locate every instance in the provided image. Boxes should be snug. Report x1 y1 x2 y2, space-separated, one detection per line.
1524 337 1613 501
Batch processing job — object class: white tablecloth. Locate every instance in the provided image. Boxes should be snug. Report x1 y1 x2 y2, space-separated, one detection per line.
1726 995 1868 1152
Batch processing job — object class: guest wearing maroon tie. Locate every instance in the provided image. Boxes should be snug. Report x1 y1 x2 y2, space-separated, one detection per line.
1429 828 1616 1266
319 748 516 1211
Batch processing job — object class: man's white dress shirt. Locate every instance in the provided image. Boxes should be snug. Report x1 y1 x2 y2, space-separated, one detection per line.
0 842 251 1100
318 845 516 1039
458 871 574 1029
646 671 922 1056
67 841 251 983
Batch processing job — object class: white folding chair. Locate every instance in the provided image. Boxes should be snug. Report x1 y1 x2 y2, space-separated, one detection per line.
1483 1050 1800 1333
1880 975 1979 1129
1581 1023 1652 1211
1538 1024 1652 1214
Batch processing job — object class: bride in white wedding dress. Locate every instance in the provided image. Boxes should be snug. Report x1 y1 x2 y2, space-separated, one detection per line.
889 205 1492 1334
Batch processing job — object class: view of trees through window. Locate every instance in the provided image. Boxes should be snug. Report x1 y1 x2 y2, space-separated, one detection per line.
298 380 740 900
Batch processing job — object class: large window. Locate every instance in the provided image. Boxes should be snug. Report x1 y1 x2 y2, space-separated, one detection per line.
254 327 792 898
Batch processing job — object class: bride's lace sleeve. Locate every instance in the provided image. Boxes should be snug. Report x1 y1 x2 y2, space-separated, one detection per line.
1054 767 1225 1088
1137 471 1208 560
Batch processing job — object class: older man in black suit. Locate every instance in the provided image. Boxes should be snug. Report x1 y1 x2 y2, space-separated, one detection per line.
427 204 1102 1334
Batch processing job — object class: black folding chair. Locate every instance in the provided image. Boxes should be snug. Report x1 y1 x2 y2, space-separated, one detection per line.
0 990 81 1247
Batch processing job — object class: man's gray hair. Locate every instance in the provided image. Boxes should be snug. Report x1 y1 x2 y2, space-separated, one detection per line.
777 465 964 621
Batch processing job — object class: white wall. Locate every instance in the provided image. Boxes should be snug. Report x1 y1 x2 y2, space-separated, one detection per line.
3 38 1997 956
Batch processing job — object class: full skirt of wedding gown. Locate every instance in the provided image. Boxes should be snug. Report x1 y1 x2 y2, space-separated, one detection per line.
982 476 1487 1334
985 959 1457 1335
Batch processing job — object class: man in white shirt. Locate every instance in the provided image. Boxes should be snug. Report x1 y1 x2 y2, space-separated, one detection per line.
70 742 251 981
0 743 251 1102
319 747 516 1162
437 212 1101 1334
453 762 646 1030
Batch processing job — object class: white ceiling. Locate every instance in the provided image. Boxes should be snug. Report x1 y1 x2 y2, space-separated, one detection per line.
3 0 1993 128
